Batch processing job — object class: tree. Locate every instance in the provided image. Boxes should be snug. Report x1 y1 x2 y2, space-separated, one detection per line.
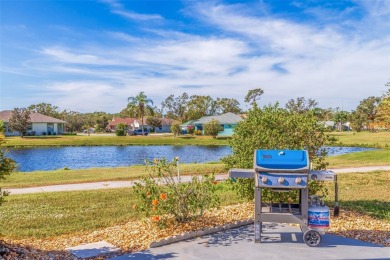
350 110 366 132
376 88 390 129
312 107 333 121
146 117 162 132
8 108 31 137
186 95 218 120
161 93 189 122
28 103 60 118
0 120 17 206
333 109 349 131
216 98 242 114
351 96 381 131
204 119 222 138
244 88 264 104
171 122 181 137
60 110 86 133
127 92 154 135
223 103 333 200
94 115 109 132
285 97 318 113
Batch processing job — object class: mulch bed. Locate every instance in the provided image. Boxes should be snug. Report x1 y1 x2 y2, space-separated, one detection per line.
1 203 389 259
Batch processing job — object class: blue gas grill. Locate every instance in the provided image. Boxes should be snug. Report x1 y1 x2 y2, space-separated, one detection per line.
229 149 337 246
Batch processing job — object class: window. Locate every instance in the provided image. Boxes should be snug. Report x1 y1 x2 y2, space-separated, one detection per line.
47 123 54 134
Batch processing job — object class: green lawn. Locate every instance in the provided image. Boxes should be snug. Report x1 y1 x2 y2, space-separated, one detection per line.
4 131 389 148
0 182 245 238
1 163 226 188
324 171 390 220
326 149 390 168
3 134 230 147
329 131 390 148
1 171 388 239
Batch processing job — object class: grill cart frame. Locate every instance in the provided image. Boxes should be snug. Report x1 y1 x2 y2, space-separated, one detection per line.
229 149 337 247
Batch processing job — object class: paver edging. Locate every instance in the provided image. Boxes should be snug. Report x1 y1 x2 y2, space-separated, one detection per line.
149 218 254 248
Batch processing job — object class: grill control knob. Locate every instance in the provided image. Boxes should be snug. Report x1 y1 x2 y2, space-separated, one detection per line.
278 177 284 184
261 176 268 184
295 177 302 184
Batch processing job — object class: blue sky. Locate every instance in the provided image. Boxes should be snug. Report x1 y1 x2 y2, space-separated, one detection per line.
1 0 389 113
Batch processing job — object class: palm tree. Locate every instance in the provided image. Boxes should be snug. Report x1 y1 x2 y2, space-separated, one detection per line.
127 92 154 135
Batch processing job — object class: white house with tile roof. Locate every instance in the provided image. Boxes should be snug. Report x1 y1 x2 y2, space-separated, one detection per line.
0 110 66 136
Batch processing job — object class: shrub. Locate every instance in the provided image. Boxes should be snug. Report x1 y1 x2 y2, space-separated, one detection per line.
187 125 195 135
62 133 77 136
132 158 220 226
116 129 125 136
0 123 16 206
171 123 181 137
116 123 127 136
204 119 223 138
223 103 335 202
42 131 47 135
194 130 202 135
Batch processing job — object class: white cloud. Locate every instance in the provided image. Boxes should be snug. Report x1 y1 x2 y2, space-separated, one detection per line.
43 81 122 112
100 0 163 21
41 48 107 65
112 10 163 21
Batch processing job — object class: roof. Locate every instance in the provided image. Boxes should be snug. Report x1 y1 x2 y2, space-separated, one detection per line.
181 113 242 126
108 117 137 126
160 118 177 126
108 117 176 127
179 120 196 127
0 110 66 123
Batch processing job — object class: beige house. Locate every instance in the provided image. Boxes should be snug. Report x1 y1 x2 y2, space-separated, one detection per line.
0 110 66 136
107 117 176 133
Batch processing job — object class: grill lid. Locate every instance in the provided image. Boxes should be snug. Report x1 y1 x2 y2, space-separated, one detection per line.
254 149 309 173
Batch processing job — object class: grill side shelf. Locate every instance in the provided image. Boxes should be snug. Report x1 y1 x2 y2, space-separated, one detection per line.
228 169 255 179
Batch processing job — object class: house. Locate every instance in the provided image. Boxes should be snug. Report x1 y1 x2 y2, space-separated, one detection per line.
0 110 66 136
107 117 175 133
154 118 176 133
180 112 242 136
107 117 140 132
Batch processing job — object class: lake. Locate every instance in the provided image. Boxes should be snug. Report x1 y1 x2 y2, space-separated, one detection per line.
4 146 376 172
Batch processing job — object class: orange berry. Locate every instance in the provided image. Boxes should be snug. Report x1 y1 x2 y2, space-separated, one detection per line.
160 193 167 200
132 204 137 209
152 215 160 221
213 181 218 185
152 199 159 206
147 191 151 196
153 206 157 211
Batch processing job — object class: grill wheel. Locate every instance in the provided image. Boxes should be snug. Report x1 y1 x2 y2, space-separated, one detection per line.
303 230 322 247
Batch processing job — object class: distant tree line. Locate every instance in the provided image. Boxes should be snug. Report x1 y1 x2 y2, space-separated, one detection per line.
6 83 390 135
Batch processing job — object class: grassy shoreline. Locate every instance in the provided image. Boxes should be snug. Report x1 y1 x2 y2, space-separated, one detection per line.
3 134 230 147
1 163 226 189
3 131 389 148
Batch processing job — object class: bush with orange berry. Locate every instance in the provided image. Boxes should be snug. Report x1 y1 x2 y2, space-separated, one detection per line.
132 157 220 226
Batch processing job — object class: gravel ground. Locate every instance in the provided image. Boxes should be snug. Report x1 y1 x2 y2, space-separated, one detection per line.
1 203 389 259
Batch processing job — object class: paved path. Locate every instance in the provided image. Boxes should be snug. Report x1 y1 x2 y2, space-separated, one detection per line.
5 166 390 195
107 223 390 260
